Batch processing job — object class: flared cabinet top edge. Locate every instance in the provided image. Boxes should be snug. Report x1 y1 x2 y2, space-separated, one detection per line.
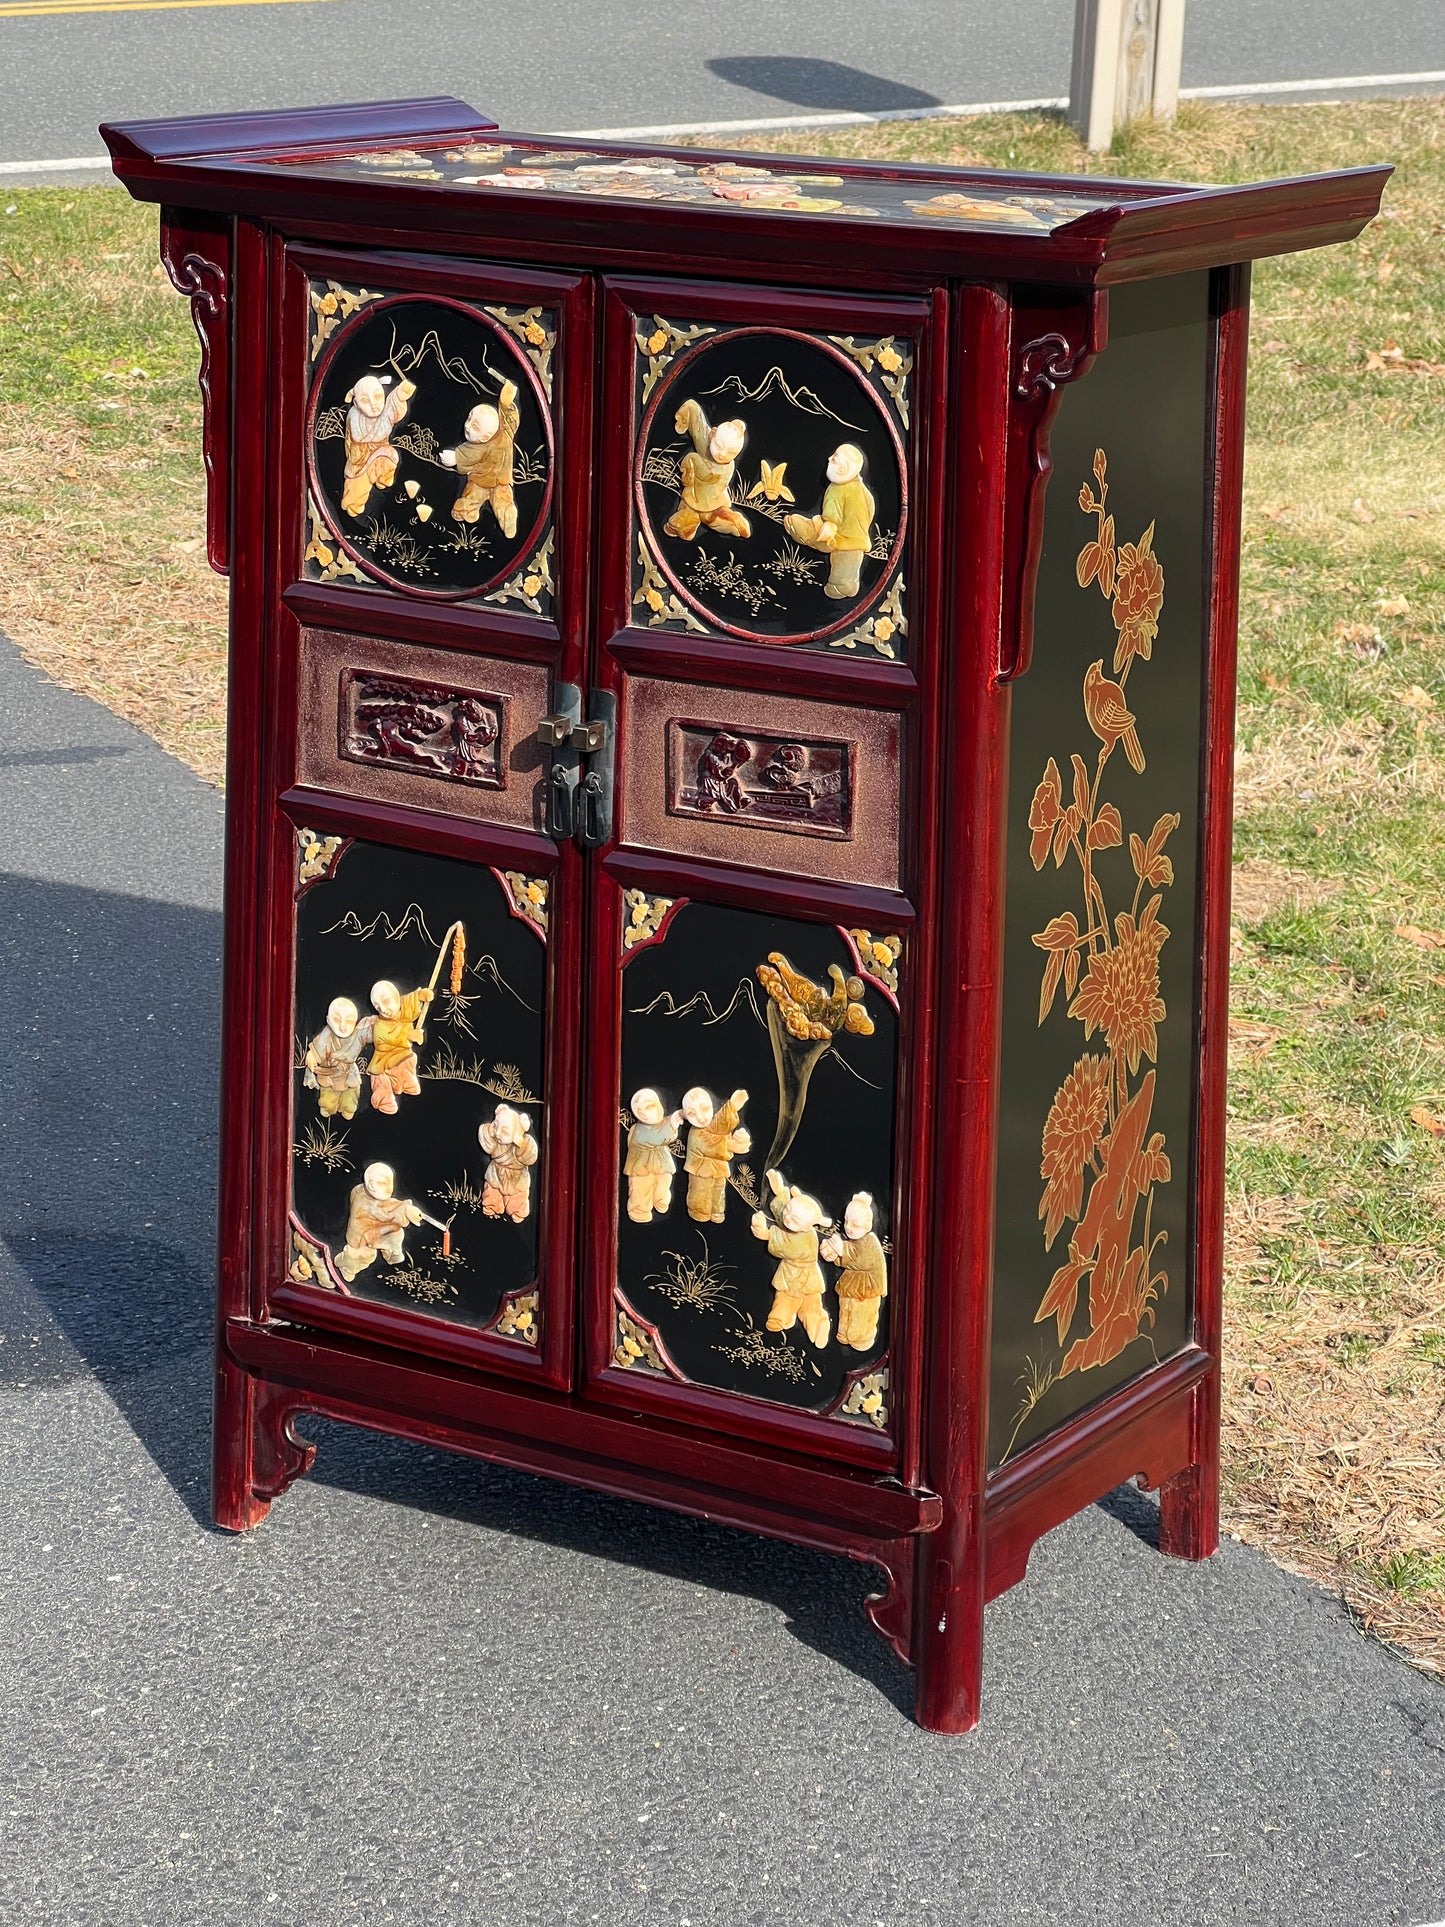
103 101 1392 285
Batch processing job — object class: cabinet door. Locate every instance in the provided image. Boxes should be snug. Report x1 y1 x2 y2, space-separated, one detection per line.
252 244 592 1390
579 276 945 1467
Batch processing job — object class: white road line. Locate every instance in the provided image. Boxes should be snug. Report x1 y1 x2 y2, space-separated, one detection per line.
1 67 1442 179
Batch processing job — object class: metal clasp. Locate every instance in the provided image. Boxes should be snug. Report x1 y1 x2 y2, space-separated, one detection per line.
537 687 615 848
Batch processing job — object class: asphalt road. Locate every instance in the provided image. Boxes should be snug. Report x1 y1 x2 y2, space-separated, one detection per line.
1 630 1443 1922
0 0 1443 176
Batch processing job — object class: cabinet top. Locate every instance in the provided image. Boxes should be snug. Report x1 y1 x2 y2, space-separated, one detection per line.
102 95 1391 288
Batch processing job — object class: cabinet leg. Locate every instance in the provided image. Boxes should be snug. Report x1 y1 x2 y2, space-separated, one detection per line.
212 1353 316 1532
1158 1381 1220 1560
910 1523 985 1734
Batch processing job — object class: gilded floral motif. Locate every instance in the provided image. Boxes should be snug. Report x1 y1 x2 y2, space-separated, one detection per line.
830 574 905 660
622 890 675 951
614 1304 666 1371
829 333 912 429
634 533 706 632
297 825 344 889
837 1366 889 1429
484 528 554 616
637 315 717 403
494 1287 539 1344
485 303 557 398
1024 450 1179 1386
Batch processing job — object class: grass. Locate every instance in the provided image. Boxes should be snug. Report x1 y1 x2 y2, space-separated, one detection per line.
2 97 1443 1671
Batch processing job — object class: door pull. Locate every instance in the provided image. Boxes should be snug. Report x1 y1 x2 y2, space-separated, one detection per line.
538 683 583 842
574 692 616 850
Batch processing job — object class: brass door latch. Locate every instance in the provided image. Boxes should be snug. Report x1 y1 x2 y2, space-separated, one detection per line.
537 686 615 848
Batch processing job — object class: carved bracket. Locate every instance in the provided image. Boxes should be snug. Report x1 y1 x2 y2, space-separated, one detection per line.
858 1537 917 1668
998 290 1109 684
159 207 231 576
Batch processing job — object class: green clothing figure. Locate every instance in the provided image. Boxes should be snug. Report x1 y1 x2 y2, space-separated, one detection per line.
785 442 875 598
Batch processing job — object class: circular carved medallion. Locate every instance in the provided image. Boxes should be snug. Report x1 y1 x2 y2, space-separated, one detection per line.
636 328 905 644
308 295 552 600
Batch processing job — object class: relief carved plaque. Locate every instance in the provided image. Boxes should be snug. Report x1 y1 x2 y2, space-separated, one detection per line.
665 721 854 840
339 670 506 790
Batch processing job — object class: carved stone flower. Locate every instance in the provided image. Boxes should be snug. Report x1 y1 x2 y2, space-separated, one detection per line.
524 319 547 345
876 341 904 373
873 617 895 642
1039 1052 1111 1247
645 328 669 355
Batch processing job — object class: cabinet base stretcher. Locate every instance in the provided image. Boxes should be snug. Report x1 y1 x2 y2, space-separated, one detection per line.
220 1319 1216 1724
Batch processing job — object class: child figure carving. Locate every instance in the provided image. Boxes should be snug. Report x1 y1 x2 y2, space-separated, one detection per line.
821 1190 888 1350
680 1086 750 1224
341 373 416 518
366 978 434 1115
441 381 520 536
664 399 752 541
303 996 374 1119
624 1088 683 1223
479 1102 539 1224
336 1161 424 1282
751 1168 831 1348
784 442 875 599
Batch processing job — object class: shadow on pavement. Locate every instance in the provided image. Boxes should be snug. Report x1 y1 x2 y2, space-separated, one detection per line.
303 1413 918 1717
706 57 941 114
0 865 915 1705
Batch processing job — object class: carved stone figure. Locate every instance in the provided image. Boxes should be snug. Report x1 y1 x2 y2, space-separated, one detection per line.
624 1087 683 1223
821 1190 888 1350
680 1086 750 1224
341 373 415 517
441 380 520 535
336 1161 423 1281
663 399 751 541
784 442 875 598
303 995 374 1119
479 1102 539 1223
751 1167 830 1348
366 978 434 1114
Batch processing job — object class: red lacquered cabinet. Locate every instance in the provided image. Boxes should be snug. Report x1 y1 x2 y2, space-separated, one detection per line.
104 97 1388 1730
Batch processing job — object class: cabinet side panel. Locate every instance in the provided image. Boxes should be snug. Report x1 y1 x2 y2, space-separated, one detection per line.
989 273 1212 1468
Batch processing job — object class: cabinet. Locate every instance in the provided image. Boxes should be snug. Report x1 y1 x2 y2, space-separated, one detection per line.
104 97 1388 1731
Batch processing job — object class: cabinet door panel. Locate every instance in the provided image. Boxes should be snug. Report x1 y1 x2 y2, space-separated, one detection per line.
618 674 904 892
272 823 573 1385
584 871 908 1462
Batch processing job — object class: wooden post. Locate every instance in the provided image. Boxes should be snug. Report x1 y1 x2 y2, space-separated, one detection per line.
1069 0 1186 152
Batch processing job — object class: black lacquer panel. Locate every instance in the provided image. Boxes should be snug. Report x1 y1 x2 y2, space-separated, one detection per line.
617 900 898 1415
635 327 907 652
289 839 547 1333
307 292 553 602
989 275 1211 1467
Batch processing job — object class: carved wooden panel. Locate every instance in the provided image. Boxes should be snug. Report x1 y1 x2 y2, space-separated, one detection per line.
339 670 505 791
621 676 901 890
665 721 853 840
295 628 552 833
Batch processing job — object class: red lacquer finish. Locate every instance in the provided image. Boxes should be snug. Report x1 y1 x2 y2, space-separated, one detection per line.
107 98 1388 1728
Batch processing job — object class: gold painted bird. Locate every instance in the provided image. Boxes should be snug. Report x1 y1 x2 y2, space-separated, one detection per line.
1083 660 1145 773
